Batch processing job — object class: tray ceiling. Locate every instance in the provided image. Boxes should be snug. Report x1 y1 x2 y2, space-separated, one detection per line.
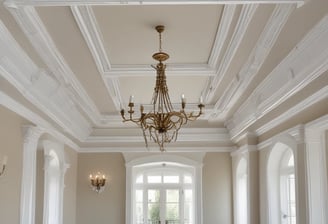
1 0 327 152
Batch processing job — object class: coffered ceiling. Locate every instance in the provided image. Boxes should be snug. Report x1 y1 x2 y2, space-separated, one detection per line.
0 0 327 152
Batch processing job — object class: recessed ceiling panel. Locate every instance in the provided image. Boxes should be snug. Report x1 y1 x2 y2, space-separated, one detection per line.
36 6 116 114
93 5 223 65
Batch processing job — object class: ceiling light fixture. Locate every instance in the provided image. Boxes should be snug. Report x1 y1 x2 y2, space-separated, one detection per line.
120 25 205 152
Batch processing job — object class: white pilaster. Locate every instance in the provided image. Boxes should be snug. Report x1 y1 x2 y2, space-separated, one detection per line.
20 125 44 224
305 115 328 224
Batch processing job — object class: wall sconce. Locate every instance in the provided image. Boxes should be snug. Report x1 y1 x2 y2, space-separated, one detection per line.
0 156 8 177
89 172 106 193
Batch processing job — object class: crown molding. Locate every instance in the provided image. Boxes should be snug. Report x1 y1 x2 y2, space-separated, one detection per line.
212 4 295 119
255 86 328 136
85 127 232 143
5 5 103 125
4 0 305 7
0 21 91 141
96 103 216 127
204 4 259 103
79 146 235 153
71 5 123 110
71 6 111 73
230 144 257 157
105 64 214 77
208 5 236 69
227 15 328 140
0 91 80 151
257 124 304 150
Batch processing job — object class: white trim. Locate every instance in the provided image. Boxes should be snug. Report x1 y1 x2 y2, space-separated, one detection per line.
4 0 305 7
257 125 304 151
304 115 328 224
105 64 213 77
227 15 328 140
42 140 68 224
71 5 123 110
204 4 258 102
124 154 203 224
231 144 257 157
5 5 103 125
71 6 111 73
79 146 235 153
0 91 80 151
212 4 295 118
256 86 328 136
85 127 232 143
20 125 44 224
208 5 236 69
0 18 92 141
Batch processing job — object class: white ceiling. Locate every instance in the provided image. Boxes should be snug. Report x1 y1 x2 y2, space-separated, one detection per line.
0 0 327 152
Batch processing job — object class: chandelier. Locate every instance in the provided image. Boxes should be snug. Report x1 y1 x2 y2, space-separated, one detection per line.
120 25 204 151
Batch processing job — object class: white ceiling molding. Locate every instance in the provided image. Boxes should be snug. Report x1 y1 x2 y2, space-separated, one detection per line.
0 21 91 140
97 104 216 127
255 86 328 136
226 15 328 140
211 4 295 119
257 124 304 150
0 91 80 151
71 6 111 73
79 146 235 153
71 5 123 110
5 5 103 125
208 5 236 69
230 144 257 157
4 0 305 7
105 64 214 77
203 4 259 103
85 127 232 144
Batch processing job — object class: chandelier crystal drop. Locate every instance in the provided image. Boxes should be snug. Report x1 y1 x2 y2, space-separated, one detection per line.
120 25 205 152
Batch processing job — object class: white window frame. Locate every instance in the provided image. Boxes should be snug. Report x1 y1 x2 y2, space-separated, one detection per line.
125 154 203 224
236 157 248 224
133 164 194 224
267 142 296 224
43 140 69 224
279 150 296 224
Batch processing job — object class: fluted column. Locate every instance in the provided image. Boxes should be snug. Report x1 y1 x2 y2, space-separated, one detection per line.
20 126 44 224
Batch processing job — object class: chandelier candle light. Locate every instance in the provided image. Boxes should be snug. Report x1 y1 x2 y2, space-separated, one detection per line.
120 25 205 152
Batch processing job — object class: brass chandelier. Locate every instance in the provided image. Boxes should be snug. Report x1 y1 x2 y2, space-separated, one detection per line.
120 25 204 151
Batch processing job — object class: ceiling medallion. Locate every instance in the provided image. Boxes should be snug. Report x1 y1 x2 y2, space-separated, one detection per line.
120 25 205 152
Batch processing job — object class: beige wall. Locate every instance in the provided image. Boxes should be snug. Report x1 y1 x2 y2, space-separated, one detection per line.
203 152 233 224
0 106 25 224
76 153 126 224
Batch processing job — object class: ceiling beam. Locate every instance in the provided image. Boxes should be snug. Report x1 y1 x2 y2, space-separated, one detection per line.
226 15 328 140
203 4 259 103
5 5 103 125
211 3 295 119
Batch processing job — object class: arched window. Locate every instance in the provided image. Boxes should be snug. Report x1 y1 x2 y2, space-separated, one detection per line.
267 143 296 224
134 163 194 224
280 150 296 224
236 158 248 224
43 140 68 224
125 155 202 224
